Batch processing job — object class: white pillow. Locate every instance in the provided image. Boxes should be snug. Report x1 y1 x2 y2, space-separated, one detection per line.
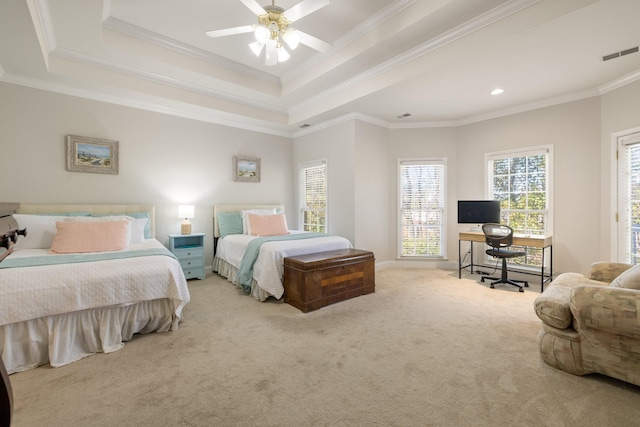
610 264 640 289
241 209 277 235
13 214 70 249
129 218 148 245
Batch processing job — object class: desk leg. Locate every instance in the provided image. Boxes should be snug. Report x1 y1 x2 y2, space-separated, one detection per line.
541 247 545 290
458 240 462 279
540 245 553 292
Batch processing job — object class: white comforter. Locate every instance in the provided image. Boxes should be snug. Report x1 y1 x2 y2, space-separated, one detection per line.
0 239 190 326
215 231 352 300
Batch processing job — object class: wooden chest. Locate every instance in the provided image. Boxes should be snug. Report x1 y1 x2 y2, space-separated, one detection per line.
283 249 375 312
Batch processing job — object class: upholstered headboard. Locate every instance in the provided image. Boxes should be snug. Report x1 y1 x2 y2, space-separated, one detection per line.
17 204 156 238
213 204 284 238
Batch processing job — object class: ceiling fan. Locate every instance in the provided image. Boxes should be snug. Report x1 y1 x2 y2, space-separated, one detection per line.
206 0 332 66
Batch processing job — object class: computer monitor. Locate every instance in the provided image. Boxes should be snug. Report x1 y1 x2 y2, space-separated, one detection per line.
457 200 500 225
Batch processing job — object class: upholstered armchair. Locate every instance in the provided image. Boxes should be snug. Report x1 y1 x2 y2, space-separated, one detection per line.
534 262 640 386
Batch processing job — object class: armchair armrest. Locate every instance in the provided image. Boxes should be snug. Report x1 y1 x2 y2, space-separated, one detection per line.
570 285 640 339
586 262 632 283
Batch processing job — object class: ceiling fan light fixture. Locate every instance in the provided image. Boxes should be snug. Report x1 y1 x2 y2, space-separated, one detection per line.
249 41 264 56
282 29 299 50
206 0 331 66
277 45 290 62
265 39 278 66
254 25 270 43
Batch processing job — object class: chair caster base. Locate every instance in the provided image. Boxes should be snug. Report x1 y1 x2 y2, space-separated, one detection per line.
481 276 528 292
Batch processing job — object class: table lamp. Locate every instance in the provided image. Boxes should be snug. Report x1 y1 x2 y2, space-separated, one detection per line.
178 205 194 235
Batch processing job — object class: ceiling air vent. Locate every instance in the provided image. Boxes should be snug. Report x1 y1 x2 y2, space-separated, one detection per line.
299 123 311 128
602 46 639 61
396 113 412 118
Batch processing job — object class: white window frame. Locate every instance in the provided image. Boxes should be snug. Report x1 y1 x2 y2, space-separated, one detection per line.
615 129 640 263
298 159 328 233
485 145 554 269
397 158 447 259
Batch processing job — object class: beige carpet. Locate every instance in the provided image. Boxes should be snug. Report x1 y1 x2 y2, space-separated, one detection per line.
8 269 640 426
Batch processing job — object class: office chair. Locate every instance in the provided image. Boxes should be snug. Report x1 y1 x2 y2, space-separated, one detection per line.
480 223 529 292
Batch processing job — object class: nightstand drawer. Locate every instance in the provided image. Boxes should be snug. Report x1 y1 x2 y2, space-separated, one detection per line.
178 257 204 270
183 266 205 279
173 247 203 259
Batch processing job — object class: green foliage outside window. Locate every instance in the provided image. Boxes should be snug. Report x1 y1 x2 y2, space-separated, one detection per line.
491 153 548 268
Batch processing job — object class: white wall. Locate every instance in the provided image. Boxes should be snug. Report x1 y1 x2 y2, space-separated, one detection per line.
0 82 294 267
354 120 391 261
293 120 356 244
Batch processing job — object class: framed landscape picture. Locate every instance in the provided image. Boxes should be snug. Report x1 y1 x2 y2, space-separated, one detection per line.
233 156 260 183
66 135 119 175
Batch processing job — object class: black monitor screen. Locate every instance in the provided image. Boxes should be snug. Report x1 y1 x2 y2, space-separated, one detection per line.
457 200 500 224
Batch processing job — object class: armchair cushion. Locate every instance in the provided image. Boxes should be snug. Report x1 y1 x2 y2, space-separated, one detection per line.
587 262 633 283
534 273 608 329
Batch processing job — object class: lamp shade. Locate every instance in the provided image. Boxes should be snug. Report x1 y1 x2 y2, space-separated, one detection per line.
178 205 195 219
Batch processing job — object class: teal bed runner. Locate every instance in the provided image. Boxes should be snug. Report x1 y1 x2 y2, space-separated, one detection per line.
0 247 176 269
236 232 328 293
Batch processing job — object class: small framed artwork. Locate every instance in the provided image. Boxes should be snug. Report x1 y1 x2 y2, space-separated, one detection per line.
233 156 261 183
66 135 119 175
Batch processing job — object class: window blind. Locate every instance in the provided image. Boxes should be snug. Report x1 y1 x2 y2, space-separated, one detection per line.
398 159 446 258
299 159 327 233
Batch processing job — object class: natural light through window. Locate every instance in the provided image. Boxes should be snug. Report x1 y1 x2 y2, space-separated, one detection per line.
398 159 446 258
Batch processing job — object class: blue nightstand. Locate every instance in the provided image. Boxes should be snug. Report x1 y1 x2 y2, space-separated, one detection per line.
168 233 205 280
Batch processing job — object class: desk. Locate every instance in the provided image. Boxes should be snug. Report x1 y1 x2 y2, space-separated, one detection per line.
458 231 553 291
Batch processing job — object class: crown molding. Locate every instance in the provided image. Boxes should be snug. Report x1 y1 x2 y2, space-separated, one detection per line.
598 68 640 95
280 0 416 85
103 17 280 86
288 0 540 122
50 47 287 116
0 71 293 138
26 0 56 69
451 89 601 127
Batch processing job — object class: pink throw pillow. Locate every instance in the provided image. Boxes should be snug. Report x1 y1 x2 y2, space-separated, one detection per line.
50 220 129 253
247 213 289 236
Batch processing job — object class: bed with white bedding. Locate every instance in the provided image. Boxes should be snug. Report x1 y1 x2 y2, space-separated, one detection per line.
212 204 353 301
0 204 190 374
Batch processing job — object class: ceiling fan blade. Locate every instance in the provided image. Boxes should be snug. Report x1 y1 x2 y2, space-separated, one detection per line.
240 0 267 16
206 25 255 38
283 0 330 23
296 30 331 53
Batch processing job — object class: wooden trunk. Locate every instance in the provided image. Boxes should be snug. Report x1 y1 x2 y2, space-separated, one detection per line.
283 249 375 312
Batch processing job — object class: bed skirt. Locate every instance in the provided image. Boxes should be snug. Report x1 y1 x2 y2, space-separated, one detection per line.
1 299 175 374
213 257 272 301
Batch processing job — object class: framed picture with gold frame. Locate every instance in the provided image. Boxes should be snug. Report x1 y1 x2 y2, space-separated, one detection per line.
66 135 119 175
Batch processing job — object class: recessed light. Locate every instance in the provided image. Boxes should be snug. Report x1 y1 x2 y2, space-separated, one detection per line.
490 88 504 95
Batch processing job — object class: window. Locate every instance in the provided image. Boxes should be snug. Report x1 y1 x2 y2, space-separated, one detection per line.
299 159 327 233
398 159 446 258
486 146 553 268
616 131 640 264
